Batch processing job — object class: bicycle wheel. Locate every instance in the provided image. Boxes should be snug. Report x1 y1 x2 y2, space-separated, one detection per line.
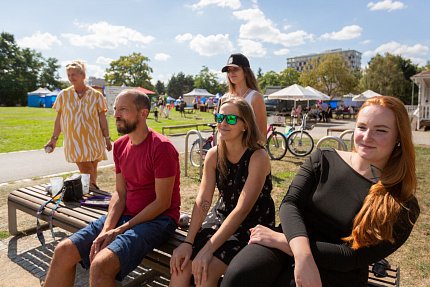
190 140 204 167
287 130 314 157
266 131 287 160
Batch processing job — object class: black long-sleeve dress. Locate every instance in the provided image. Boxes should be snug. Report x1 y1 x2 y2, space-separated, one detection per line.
222 148 419 287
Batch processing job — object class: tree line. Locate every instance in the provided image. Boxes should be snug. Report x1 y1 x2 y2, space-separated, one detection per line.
1 31 429 106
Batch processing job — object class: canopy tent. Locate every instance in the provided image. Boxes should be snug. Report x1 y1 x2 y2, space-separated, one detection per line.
268 84 322 107
305 86 330 100
137 87 156 95
183 88 215 97
166 96 176 103
28 87 52 95
352 90 382 101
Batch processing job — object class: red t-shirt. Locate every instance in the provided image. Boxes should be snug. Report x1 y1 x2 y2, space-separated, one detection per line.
113 129 180 223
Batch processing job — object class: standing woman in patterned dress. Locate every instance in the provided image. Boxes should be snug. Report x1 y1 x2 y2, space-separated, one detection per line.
169 97 275 287
45 60 112 188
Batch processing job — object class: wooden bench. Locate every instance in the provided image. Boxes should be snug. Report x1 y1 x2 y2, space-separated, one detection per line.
8 184 400 286
8 184 186 286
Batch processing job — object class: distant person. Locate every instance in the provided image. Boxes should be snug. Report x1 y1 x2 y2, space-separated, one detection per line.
44 60 111 189
169 97 275 287
44 89 180 286
153 102 159 122
220 53 267 141
222 96 420 287
180 100 186 117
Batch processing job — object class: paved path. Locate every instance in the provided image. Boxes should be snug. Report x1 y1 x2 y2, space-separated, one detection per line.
0 119 428 184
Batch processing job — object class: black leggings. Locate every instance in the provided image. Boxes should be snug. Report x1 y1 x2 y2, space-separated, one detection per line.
221 243 296 287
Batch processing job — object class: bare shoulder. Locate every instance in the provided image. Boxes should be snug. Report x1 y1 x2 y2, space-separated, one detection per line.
250 149 270 170
204 145 218 168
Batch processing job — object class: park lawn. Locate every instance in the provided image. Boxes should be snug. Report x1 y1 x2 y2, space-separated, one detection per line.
0 147 429 286
0 107 215 153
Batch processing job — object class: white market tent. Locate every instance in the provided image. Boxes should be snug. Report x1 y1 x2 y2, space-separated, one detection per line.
268 84 322 107
27 87 52 95
352 90 382 101
183 88 215 106
305 86 330 100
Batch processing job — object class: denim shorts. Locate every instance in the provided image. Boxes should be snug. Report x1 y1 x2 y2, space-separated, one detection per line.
69 214 176 280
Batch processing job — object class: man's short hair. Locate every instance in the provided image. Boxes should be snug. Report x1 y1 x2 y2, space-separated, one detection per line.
118 89 151 111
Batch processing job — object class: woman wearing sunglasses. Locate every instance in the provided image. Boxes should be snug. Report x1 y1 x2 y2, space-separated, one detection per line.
221 96 419 287
220 53 267 141
170 98 275 287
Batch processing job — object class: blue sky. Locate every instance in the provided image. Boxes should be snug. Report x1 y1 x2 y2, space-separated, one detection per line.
2 0 429 85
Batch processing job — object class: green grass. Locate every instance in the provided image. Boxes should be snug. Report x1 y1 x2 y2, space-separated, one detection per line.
0 107 215 153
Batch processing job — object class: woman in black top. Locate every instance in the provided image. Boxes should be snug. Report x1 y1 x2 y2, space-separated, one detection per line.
170 97 274 287
222 96 420 287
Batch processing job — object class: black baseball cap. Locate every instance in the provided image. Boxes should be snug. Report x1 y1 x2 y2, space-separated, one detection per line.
221 53 250 72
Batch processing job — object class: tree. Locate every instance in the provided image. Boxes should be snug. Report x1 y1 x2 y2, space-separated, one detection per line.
258 71 281 93
279 68 300 87
0 32 51 106
39 57 61 90
360 53 416 103
105 52 154 90
155 80 166 95
300 53 359 98
167 72 195 99
193 66 221 95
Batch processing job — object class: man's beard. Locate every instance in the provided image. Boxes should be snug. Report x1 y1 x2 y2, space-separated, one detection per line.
116 118 138 135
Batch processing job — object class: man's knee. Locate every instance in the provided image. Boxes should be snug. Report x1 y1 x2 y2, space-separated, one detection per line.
52 238 80 265
90 249 120 280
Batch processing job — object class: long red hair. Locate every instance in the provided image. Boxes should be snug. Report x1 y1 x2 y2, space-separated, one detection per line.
343 96 417 249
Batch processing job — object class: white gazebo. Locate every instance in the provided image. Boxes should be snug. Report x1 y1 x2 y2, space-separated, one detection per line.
268 84 322 107
183 88 214 106
411 70 430 129
352 90 382 101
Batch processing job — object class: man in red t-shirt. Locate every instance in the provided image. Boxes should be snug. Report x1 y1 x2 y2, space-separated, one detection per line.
45 89 180 286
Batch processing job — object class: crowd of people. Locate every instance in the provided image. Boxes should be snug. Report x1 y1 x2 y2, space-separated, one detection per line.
43 56 419 287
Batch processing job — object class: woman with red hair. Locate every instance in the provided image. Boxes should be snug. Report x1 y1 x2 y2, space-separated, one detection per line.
222 96 420 287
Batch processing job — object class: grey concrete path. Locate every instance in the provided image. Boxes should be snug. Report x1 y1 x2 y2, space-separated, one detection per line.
0 119 428 184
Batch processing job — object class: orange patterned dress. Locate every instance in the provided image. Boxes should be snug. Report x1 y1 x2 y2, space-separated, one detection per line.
53 86 108 163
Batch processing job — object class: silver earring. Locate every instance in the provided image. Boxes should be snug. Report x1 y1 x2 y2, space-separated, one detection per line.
397 142 401 147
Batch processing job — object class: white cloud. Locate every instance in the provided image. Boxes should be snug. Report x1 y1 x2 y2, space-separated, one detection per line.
61 21 154 49
154 53 171 61
234 8 314 47
189 34 234 56
274 48 290 56
96 56 113 65
175 33 193 43
364 41 429 65
237 39 266 57
361 39 371 45
190 0 241 10
367 0 406 11
17 31 61 50
320 25 362 40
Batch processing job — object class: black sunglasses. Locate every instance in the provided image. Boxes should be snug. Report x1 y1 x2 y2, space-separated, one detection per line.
215 113 243 125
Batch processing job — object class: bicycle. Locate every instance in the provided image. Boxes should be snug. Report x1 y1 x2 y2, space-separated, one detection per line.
266 124 288 160
284 113 315 157
189 123 217 167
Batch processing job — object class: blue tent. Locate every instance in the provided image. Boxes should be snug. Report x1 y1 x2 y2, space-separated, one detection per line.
44 89 61 108
27 87 51 107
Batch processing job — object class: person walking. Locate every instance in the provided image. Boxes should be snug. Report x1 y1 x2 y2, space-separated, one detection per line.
44 60 111 188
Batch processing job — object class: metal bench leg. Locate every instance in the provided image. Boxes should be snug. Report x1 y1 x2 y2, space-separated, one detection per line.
8 201 19 235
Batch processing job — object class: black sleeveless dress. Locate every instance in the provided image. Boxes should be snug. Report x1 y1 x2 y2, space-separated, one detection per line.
191 148 275 264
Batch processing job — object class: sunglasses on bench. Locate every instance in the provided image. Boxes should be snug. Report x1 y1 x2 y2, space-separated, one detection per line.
215 113 243 125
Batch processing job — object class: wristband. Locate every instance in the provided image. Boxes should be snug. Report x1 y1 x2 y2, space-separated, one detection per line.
104 136 111 140
182 240 193 246
51 135 58 141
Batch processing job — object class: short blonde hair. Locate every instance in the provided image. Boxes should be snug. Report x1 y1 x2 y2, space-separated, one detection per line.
66 60 86 78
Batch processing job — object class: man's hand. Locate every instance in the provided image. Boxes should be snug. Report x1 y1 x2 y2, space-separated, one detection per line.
89 228 121 263
170 242 193 275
